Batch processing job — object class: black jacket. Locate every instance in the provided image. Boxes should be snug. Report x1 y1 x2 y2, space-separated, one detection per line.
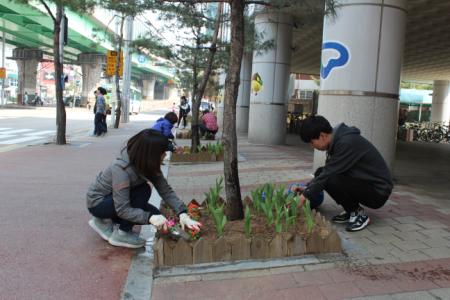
303 123 393 200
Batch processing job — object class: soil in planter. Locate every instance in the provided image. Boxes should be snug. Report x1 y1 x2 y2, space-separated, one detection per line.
161 199 316 242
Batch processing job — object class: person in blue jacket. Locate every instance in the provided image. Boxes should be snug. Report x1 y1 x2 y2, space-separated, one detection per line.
152 112 178 152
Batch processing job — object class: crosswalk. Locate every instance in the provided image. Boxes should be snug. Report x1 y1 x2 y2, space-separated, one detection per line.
0 128 56 145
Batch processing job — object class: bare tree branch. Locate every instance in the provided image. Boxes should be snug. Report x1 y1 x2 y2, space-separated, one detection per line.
38 0 56 23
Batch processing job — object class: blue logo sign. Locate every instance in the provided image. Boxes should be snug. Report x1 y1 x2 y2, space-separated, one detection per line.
138 55 146 64
320 41 350 79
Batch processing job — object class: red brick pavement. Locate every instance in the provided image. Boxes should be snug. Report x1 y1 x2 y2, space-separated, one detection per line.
152 258 450 300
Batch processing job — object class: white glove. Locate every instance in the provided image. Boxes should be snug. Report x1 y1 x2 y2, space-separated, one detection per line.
179 213 202 231
149 215 168 231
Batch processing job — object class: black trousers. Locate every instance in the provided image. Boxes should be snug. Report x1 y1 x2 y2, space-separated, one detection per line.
323 173 389 213
88 183 160 232
177 112 187 127
94 113 106 136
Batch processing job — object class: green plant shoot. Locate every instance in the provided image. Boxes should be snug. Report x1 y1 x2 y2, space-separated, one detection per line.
244 204 252 238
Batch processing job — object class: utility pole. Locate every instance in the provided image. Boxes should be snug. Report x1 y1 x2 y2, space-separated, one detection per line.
121 16 133 123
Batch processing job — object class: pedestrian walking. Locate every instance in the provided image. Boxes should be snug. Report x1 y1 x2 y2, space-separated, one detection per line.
86 129 201 248
299 115 393 232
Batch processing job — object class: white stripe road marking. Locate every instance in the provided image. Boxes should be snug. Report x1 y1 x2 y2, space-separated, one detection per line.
0 136 47 145
2 129 34 134
0 134 16 140
0 128 13 131
24 130 55 136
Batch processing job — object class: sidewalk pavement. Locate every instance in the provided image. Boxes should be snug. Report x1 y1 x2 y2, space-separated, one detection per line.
153 136 450 300
1 113 449 300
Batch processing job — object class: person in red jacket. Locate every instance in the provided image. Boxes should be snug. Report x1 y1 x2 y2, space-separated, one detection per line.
199 109 218 138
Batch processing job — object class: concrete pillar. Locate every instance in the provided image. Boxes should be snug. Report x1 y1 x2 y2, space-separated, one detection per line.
167 85 178 101
216 70 226 133
315 0 407 170
12 48 42 105
142 74 156 100
236 52 252 133
77 53 105 107
248 12 293 144
431 80 450 123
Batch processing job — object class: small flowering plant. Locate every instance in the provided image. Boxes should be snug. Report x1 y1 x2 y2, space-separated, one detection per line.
159 200 203 241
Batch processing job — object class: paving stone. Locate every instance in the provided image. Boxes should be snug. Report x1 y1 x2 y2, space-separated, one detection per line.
366 255 401 265
416 220 448 229
392 231 429 242
391 239 430 251
354 279 402 296
349 296 395 300
392 291 436 300
420 247 450 259
423 237 450 248
368 234 405 245
281 286 327 300
429 287 450 300
292 270 334 287
393 223 425 232
393 216 421 224
420 229 450 238
318 281 364 300
389 249 431 262
201 269 271 281
369 226 400 235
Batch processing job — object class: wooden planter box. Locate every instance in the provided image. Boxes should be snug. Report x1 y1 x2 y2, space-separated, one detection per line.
153 211 341 267
171 152 224 162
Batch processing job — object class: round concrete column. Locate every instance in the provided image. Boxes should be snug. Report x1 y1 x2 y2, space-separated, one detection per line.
77 53 105 107
216 70 226 134
248 12 293 145
12 48 43 105
315 0 407 170
236 53 253 133
142 74 156 101
431 80 450 123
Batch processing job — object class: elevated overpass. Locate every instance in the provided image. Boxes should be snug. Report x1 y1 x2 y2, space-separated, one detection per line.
0 0 176 105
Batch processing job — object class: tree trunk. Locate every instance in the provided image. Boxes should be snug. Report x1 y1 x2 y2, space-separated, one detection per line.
54 4 66 145
223 0 245 220
190 32 200 153
191 3 223 153
114 16 125 129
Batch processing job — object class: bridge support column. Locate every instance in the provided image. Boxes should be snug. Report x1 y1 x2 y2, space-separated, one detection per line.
315 0 407 170
248 12 293 144
431 80 450 123
77 53 105 108
142 74 156 101
12 48 42 105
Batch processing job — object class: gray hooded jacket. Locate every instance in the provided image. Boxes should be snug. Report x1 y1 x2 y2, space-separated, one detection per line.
86 150 186 224
303 123 393 200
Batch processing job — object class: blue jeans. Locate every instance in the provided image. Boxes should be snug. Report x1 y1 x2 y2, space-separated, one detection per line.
88 183 160 232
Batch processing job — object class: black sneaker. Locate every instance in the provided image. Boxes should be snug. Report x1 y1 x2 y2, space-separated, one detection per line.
331 211 350 223
346 210 370 232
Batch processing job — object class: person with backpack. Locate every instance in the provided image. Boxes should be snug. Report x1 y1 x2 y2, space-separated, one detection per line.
176 96 190 129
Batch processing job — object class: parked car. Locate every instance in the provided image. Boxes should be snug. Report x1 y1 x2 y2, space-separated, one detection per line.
200 101 213 112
